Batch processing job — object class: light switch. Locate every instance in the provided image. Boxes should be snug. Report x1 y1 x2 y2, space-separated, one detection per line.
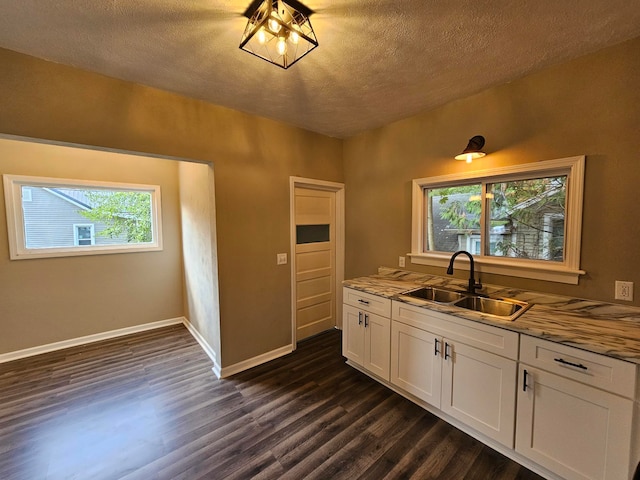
277 253 288 265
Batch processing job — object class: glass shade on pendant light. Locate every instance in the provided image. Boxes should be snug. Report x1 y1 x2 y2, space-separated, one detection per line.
455 135 486 163
240 0 318 69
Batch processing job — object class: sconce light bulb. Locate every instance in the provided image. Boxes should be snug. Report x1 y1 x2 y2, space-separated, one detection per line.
290 31 299 45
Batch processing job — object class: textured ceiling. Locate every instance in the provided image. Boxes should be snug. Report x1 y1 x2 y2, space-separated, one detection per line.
1 1 639 138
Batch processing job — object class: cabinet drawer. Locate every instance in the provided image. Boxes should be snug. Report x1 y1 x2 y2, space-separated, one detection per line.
343 287 391 317
392 301 519 360
520 335 637 399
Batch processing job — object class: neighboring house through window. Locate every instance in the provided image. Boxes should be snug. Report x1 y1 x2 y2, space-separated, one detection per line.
3 174 163 259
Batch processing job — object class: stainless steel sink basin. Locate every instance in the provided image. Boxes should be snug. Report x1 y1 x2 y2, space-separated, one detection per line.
402 287 466 303
398 286 530 321
453 296 530 319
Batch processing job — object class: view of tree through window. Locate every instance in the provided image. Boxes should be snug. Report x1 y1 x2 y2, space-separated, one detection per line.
488 176 566 261
78 190 153 243
425 184 481 253
424 176 567 262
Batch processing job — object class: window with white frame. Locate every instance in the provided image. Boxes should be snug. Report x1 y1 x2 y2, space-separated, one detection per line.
3 174 163 259
410 156 585 284
73 224 95 246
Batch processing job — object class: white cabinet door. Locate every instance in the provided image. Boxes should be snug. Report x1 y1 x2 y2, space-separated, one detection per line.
343 304 365 367
441 340 517 448
364 311 391 380
390 321 442 408
343 304 390 381
516 366 634 480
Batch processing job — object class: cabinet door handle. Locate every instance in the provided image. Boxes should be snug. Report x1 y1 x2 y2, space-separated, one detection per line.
554 357 588 370
444 342 451 360
358 312 363 325
434 338 440 356
523 369 529 392
358 299 370 306
364 314 369 328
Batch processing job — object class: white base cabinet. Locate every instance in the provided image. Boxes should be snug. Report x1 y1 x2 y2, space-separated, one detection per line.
342 288 391 381
441 340 517 448
390 321 442 408
343 289 640 480
516 335 638 480
390 300 519 448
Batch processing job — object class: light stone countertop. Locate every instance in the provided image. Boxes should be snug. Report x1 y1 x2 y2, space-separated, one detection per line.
344 267 640 364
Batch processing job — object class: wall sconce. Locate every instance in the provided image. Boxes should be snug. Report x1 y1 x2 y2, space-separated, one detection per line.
455 135 486 163
239 0 318 69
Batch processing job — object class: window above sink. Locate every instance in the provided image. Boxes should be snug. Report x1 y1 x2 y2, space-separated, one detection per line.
409 156 585 285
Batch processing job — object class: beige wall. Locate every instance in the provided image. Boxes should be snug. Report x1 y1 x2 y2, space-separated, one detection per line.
344 37 640 305
0 137 184 353
179 161 221 365
0 48 344 366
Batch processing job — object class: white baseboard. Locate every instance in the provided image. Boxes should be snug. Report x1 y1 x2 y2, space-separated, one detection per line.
182 318 222 377
0 317 185 364
0 317 291 381
220 344 293 378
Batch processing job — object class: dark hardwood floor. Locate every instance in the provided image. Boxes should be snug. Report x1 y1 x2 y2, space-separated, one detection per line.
0 326 545 480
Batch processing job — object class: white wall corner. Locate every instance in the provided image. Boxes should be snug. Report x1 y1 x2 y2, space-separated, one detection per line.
182 317 221 376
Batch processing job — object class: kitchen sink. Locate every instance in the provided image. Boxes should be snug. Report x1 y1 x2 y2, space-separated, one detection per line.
453 296 530 319
398 286 530 321
402 287 466 303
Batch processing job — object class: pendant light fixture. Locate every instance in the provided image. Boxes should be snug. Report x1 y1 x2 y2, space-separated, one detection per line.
455 135 486 163
239 0 318 69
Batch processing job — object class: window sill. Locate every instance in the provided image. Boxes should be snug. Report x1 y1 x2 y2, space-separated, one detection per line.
408 253 585 285
10 243 163 260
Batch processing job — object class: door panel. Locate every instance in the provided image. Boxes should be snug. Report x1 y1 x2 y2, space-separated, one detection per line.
294 188 335 341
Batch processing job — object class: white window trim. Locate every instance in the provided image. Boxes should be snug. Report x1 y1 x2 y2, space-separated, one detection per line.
3 174 163 260
409 156 585 284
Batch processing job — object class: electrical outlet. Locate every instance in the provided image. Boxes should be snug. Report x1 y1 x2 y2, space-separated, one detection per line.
399 256 405 267
615 281 634 301
277 253 287 265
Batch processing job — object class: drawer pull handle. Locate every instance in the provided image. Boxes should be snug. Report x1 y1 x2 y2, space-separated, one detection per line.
434 338 440 356
364 314 369 328
358 299 370 306
554 357 588 370
358 312 363 325
523 369 529 392
444 342 451 360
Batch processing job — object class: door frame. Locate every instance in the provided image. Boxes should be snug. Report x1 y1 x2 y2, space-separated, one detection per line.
289 176 345 349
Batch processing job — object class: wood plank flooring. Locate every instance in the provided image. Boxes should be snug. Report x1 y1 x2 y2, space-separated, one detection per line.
0 326 545 480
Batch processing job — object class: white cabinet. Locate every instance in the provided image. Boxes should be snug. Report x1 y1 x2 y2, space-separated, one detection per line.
390 300 519 448
516 335 637 480
342 288 391 381
390 321 442 407
441 340 517 448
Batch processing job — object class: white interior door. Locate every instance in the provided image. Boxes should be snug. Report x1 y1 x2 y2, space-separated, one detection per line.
294 187 336 341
